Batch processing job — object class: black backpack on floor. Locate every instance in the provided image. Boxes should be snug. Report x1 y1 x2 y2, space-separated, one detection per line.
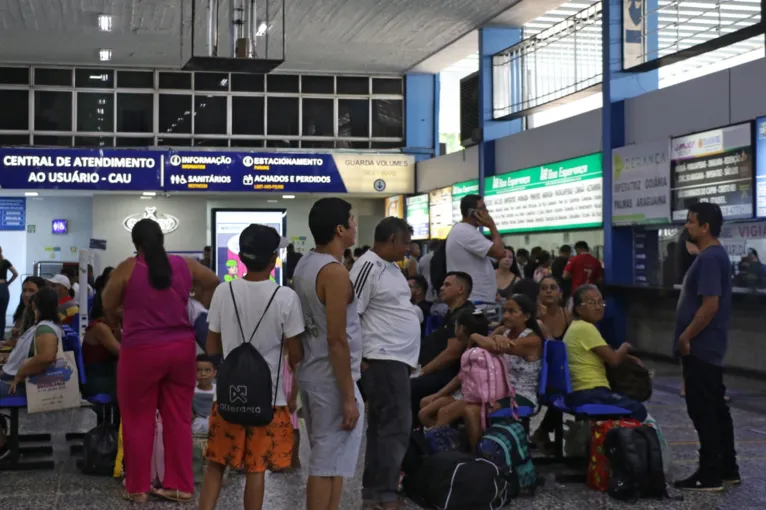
216 284 282 427
80 422 119 476
403 451 509 510
604 426 669 502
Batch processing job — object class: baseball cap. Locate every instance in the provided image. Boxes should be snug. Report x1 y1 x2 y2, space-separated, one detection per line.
47 274 71 289
239 224 289 264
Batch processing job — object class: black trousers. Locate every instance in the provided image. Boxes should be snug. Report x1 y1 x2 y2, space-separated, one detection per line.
682 355 738 479
0 283 8 338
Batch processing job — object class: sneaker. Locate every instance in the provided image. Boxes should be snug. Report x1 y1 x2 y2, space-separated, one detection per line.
722 469 742 485
673 473 724 492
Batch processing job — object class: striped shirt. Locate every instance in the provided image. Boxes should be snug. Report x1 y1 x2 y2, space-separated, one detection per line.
350 250 421 367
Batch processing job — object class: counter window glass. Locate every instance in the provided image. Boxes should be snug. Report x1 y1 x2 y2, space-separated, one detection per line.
34 68 72 87
194 95 227 135
0 134 30 146
0 67 29 85
302 75 334 94
77 92 115 132
75 136 114 148
302 98 334 137
338 99 369 138
159 72 192 90
267 74 300 93
35 91 72 131
267 97 299 136
33 135 72 147
337 76 369 95
75 69 114 89
232 96 265 135
158 94 192 134
115 136 154 148
302 140 335 149
195 72 229 92
372 99 403 138
230 138 265 148
193 138 228 147
117 93 154 133
230 73 264 92
0 90 29 130
117 71 154 89
157 137 191 147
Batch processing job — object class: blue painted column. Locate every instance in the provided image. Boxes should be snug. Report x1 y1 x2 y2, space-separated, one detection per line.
478 26 523 195
404 73 439 162
602 0 659 345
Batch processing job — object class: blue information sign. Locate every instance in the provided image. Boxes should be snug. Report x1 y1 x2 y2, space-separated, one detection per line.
0 148 161 190
0 197 26 231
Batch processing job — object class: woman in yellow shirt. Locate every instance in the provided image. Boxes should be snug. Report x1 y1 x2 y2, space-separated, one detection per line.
563 284 647 422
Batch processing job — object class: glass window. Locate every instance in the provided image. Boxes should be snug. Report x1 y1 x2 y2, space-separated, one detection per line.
338 99 369 137
75 136 114 147
35 91 72 131
337 76 369 95
336 140 370 149
230 139 265 148
302 98 334 137
301 140 334 148
232 96 264 135
267 97 299 136
193 138 228 147
302 75 334 94
159 72 192 90
77 92 114 132
0 134 30 146
117 93 154 133
157 137 192 147
33 135 72 146
231 73 264 92
267 74 299 93
373 78 402 95
116 137 154 147
194 96 227 135
372 99 403 138
117 71 154 89
371 140 404 149
0 67 29 85
266 139 299 148
0 90 29 130
75 69 114 88
159 94 192 134
195 72 229 91
35 68 72 87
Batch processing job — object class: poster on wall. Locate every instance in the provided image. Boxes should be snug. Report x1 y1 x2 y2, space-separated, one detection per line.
623 0 645 69
429 187 453 239
452 180 479 223
164 152 415 194
755 117 766 218
670 122 753 222
211 209 286 284
484 153 603 234
612 141 671 225
406 195 429 240
385 195 405 219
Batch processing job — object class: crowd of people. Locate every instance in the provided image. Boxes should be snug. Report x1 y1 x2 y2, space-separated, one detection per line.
0 195 739 507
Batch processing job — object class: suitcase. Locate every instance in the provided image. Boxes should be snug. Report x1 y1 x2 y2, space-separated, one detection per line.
587 418 641 491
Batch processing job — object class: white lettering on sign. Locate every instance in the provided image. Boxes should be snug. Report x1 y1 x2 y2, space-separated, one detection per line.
2 155 155 168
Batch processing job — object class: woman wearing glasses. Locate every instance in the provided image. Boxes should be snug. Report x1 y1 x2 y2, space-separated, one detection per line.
563 284 647 421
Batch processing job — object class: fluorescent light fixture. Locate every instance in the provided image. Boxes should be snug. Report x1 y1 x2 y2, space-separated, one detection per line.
282 195 296 199
140 196 153 200
99 49 112 62
256 22 270 36
98 14 112 32
24 192 39 197
267 199 279 203
142 192 156 197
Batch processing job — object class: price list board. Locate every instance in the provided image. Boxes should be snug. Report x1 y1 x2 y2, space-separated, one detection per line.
406 194 430 240
429 186 453 239
484 153 603 234
0 197 26 231
451 179 479 223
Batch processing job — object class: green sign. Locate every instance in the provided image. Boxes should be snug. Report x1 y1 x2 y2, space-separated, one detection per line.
451 179 479 223
485 153 603 234
406 194 430 240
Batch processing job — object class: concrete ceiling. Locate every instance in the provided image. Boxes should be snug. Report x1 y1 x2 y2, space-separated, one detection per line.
0 0 536 74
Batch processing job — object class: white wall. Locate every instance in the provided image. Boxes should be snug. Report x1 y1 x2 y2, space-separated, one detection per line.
24 197 93 276
92 195 207 269
625 57 766 144
416 145 479 193
494 108 602 174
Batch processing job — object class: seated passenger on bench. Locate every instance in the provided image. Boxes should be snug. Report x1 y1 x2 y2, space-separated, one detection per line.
563 285 647 422
0 287 63 458
81 291 121 399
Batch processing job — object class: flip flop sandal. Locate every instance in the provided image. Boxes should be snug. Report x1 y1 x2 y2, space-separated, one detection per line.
121 491 148 503
151 488 193 503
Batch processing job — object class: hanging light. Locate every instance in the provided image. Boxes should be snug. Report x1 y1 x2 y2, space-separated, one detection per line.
99 49 112 61
98 14 112 32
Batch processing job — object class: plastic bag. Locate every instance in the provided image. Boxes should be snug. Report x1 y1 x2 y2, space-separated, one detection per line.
81 422 119 476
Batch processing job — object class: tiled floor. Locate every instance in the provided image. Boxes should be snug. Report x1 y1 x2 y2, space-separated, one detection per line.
2 359 766 509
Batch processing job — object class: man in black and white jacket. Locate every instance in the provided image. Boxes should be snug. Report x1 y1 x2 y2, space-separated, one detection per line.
352 217 421 510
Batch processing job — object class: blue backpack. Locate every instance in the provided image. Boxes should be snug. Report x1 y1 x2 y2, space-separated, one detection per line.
477 421 538 497
425 425 464 454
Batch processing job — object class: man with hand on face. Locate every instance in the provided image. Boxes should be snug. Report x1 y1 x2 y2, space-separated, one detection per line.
673 202 738 492
352 218 421 510
446 195 505 306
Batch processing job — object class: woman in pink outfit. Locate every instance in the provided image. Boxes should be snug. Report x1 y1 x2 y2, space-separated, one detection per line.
103 219 219 503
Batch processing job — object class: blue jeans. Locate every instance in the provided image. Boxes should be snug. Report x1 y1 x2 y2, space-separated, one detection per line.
566 387 647 422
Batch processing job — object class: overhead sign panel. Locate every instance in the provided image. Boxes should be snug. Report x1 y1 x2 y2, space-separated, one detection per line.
485 153 603 234
451 179 479 223
429 186 452 240
612 141 671 225
670 123 753 221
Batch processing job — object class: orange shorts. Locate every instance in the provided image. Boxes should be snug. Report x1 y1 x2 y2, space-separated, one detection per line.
204 403 293 473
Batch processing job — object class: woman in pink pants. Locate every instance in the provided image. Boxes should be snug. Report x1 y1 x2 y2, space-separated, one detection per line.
103 219 219 503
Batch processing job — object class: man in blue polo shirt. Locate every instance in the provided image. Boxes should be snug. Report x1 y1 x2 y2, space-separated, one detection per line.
673 202 738 492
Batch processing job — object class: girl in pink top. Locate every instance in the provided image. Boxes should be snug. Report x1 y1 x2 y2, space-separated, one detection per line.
103 219 219 503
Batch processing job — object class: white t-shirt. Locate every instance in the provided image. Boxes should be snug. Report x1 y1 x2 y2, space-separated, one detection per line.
418 252 437 302
445 222 496 303
207 279 305 406
351 250 421 367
